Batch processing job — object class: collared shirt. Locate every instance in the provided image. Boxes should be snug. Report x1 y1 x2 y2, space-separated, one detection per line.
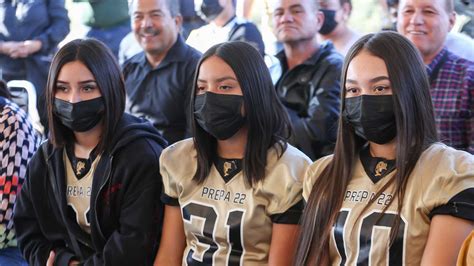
427 48 474 154
123 36 201 144
186 16 265 56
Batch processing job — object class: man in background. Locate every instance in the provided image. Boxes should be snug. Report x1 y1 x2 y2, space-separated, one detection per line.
123 0 201 144
397 0 473 153
270 0 343 160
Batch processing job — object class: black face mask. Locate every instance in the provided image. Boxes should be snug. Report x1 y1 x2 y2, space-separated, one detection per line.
54 97 105 132
196 0 224 21
194 92 245 140
343 95 397 144
319 9 338 35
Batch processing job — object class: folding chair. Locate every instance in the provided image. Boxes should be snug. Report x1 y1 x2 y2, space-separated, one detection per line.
7 80 45 136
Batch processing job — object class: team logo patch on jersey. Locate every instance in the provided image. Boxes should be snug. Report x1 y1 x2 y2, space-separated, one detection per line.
215 157 243 183
375 161 388 177
360 146 396 183
223 161 237 177
76 161 86 176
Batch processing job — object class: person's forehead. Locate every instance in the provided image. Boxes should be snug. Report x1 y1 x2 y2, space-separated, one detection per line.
347 51 389 81
399 0 447 11
269 0 313 10
132 0 169 13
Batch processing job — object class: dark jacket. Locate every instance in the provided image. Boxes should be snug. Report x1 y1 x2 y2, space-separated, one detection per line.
14 113 167 266
274 42 343 160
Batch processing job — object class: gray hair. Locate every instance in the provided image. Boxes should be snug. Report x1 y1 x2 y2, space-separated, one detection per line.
129 0 181 17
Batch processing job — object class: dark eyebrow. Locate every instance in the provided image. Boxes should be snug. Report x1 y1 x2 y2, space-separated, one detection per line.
369 76 390 83
216 76 238 83
345 76 389 84
197 77 238 83
56 79 97 84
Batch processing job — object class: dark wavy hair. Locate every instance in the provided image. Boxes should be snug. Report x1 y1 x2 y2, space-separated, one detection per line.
46 38 125 153
295 31 438 265
191 41 292 186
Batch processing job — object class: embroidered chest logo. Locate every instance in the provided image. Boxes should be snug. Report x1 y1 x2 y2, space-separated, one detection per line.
223 161 237 177
76 161 86 176
374 161 388 177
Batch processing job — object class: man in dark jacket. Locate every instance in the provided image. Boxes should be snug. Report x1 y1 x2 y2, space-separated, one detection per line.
123 0 201 144
14 114 167 265
270 0 343 160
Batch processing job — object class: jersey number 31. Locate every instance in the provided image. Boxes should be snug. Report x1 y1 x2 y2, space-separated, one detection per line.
182 202 245 265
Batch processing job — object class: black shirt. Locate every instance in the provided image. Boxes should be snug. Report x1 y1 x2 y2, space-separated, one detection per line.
123 35 201 144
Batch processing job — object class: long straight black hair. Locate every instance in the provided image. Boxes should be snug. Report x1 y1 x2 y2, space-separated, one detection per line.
191 41 292 186
295 31 438 265
46 38 125 154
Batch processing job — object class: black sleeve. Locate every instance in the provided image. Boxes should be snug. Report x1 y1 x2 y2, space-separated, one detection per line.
429 188 474 221
161 192 180 206
14 150 76 266
270 199 304 224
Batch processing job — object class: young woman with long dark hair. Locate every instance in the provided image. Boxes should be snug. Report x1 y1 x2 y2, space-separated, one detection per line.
14 39 167 266
297 31 474 265
155 41 311 265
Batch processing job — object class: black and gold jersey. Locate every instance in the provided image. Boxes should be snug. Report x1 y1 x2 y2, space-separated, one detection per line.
64 150 101 234
303 143 474 265
161 138 311 265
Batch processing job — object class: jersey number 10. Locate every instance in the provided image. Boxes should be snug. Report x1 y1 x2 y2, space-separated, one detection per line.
334 210 407 265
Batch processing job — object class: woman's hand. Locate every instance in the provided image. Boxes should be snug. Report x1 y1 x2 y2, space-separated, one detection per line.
46 251 55 266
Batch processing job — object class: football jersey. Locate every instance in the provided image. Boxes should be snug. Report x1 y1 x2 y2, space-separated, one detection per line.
64 150 101 234
303 143 474 265
161 138 311 265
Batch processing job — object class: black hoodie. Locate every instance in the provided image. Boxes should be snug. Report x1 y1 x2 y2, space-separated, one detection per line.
14 113 167 266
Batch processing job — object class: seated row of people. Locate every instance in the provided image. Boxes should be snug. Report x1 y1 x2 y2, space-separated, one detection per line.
124 0 473 159
12 32 474 265
1 0 473 264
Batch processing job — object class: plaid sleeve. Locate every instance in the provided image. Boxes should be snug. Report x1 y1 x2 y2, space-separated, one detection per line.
0 99 40 247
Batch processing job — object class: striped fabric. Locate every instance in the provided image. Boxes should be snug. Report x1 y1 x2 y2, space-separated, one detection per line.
427 48 474 154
